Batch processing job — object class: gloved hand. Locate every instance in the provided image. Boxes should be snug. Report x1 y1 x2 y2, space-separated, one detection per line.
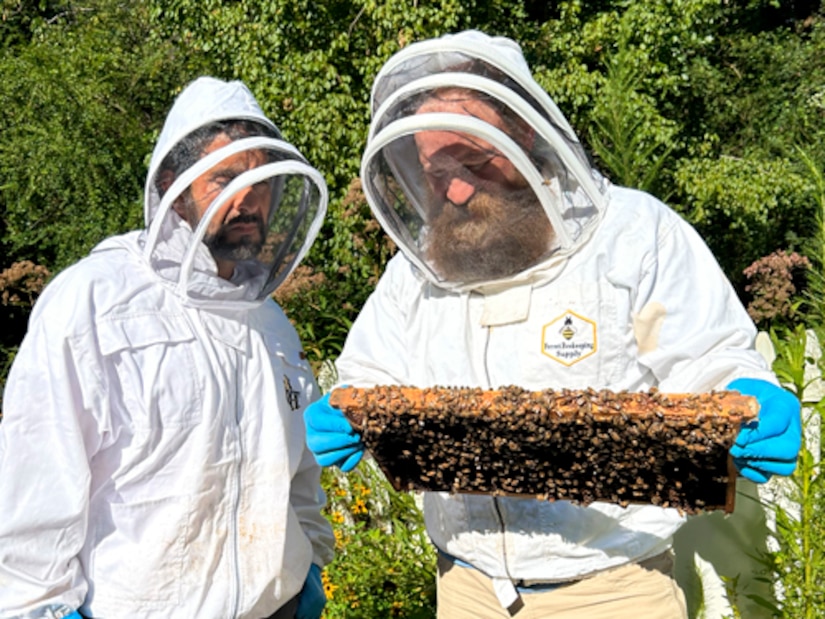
295 563 326 619
27 604 81 619
304 392 365 471
728 377 802 483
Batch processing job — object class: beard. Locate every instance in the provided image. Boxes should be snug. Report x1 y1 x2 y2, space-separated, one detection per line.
179 194 267 262
203 212 267 262
425 186 554 282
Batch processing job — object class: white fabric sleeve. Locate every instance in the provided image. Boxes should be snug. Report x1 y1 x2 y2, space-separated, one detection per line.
336 255 415 387
634 211 776 392
0 281 108 617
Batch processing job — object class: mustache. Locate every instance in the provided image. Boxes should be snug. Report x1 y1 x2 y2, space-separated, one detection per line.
226 213 264 225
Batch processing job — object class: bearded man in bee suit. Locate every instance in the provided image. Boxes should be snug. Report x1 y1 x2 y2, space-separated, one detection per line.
0 77 334 619
302 30 801 618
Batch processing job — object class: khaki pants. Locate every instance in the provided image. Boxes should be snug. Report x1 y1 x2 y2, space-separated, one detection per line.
437 551 688 619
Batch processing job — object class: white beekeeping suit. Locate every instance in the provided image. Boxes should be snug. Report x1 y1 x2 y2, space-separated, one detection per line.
336 30 780 614
0 77 334 619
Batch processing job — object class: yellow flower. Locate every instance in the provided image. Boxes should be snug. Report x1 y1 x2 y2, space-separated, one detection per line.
321 571 338 599
354 483 371 497
351 499 367 515
331 510 345 524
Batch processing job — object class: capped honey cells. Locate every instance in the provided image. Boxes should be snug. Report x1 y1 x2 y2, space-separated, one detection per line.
329 385 759 514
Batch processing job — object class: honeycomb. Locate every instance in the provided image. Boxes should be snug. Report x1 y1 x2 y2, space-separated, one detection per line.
329 385 758 514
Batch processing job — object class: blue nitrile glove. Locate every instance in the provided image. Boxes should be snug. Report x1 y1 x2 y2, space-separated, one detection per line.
25 605 80 618
728 377 802 484
304 392 365 471
295 563 326 619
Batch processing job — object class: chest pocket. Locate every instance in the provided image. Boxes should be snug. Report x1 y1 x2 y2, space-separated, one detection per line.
521 281 627 389
97 313 203 429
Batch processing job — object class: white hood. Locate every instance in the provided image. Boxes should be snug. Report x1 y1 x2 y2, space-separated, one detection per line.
138 76 327 308
361 30 608 294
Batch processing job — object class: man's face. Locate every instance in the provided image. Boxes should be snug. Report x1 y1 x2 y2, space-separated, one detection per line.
413 91 554 282
176 133 272 264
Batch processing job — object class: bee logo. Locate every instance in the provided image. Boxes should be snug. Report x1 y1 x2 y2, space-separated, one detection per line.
560 315 576 340
542 309 597 367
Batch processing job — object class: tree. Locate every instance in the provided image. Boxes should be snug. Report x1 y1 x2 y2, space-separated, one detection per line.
2 0 824 384
0 0 203 392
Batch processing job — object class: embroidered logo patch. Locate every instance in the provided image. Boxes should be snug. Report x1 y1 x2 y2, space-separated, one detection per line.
283 375 301 411
541 310 597 366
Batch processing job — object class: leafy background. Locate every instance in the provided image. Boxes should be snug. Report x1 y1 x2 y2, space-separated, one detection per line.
1 1 824 617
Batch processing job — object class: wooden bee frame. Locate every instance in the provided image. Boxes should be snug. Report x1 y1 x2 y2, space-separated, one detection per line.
330 385 758 514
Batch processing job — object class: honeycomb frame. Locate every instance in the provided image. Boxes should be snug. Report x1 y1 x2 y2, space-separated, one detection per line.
330 385 758 514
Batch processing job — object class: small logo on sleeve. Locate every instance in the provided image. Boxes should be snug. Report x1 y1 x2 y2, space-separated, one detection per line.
541 310 597 366
283 375 301 411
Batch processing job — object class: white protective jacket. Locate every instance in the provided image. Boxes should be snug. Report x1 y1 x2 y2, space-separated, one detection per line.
0 78 334 619
336 184 777 608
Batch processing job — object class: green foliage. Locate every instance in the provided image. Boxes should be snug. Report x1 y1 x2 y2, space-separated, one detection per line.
674 156 816 290
0 0 202 387
0 0 198 271
1 0 824 390
587 19 676 196
530 2 825 296
278 274 356 370
755 326 825 618
686 20 825 163
672 16 825 292
530 0 723 135
0 0 64 48
771 325 813 409
148 0 472 197
796 146 825 328
321 461 436 618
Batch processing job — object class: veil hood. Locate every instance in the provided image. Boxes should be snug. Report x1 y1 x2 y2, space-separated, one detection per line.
361 31 608 293
139 77 327 308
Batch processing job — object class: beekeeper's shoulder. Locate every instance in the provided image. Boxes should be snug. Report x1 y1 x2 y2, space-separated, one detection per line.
374 251 428 298
602 184 687 243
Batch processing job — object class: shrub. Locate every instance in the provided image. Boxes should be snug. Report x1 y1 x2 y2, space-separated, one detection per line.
320 461 436 618
743 250 811 329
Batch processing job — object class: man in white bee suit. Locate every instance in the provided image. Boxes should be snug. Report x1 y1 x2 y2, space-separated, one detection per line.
0 77 334 619
303 31 801 618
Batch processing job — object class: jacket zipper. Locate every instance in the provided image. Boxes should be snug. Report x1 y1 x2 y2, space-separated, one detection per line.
483 325 516 584
229 350 244 618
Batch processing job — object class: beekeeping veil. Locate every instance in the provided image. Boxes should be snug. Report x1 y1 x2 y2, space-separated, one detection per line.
361 30 608 291
142 77 327 307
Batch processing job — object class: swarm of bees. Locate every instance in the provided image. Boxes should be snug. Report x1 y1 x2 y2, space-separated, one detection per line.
329 385 758 514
